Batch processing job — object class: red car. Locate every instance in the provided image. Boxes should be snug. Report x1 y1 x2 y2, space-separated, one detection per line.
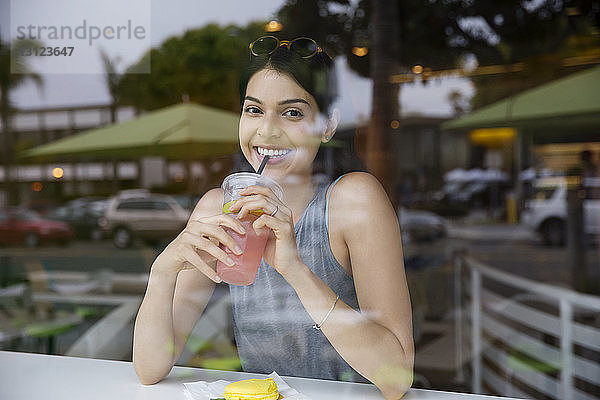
0 208 74 247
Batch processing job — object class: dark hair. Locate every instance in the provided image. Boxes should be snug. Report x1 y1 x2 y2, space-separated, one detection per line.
234 40 366 180
239 46 336 115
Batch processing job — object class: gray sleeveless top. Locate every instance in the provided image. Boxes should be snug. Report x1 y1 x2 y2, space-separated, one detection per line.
229 180 362 381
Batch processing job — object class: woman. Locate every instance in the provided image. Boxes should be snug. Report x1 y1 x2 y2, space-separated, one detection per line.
133 36 414 399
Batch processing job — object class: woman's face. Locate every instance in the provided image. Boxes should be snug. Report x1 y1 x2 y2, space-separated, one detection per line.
239 68 326 182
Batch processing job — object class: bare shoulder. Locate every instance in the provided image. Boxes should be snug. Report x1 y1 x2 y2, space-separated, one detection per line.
190 188 224 220
326 172 401 277
329 172 392 212
328 172 397 234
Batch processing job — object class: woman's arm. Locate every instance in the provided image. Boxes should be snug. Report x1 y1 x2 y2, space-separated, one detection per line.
282 173 414 399
133 189 244 384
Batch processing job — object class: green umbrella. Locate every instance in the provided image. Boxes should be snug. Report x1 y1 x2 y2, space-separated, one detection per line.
20 103 241 161
441 66 600 131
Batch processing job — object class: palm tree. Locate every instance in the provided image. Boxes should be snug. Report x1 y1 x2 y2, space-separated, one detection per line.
98 48 123 192
0 34 43 205
99 48 121 124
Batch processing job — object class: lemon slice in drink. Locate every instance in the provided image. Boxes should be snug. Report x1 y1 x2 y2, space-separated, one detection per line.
223 200 236 214
222 200 264 216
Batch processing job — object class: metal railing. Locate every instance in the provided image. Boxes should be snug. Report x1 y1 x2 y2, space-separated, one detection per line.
454 253 600 400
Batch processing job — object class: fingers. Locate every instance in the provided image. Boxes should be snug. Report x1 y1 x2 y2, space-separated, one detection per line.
199 213 246 235
235 198 277 219
239 185 277 198
186 220 243 255
230 195 289 220
160 213 244 279
252 214 293 237
234 186 284 217
220 214 246 235
180 245 222 283
182 232 236 266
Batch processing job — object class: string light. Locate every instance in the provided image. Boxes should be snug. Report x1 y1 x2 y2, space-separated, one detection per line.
352 47 368 57
412 65 424 74
265 21 282 32
52 167 64 179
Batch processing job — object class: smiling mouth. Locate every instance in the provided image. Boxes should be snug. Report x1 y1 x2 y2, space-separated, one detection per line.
254 146 292 159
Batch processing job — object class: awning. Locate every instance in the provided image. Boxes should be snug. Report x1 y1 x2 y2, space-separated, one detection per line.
20 103 240 161
441 66 600 131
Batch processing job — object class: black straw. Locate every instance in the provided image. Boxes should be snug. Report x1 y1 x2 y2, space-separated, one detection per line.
257 155 270 174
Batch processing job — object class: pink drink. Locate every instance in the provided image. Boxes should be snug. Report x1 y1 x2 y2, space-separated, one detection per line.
216 216 269 286
216 172 282 286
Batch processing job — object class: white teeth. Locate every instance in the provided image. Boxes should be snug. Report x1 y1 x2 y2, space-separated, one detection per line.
256 147 290 158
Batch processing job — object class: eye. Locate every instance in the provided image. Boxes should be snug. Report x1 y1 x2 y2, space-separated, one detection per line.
244 106 263 115
283 109 303 118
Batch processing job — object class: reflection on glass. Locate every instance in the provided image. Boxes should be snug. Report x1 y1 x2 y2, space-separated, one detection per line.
0 1 599 399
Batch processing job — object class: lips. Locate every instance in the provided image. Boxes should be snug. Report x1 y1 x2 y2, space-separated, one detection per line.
253 146 293 165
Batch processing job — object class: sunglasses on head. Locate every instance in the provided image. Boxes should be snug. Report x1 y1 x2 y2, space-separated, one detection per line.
249 35 324 59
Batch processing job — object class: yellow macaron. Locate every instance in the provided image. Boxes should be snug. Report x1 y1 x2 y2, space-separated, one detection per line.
223 377 279 400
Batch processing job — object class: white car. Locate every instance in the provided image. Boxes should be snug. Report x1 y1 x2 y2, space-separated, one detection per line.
521 176 600 246
100 191 191 248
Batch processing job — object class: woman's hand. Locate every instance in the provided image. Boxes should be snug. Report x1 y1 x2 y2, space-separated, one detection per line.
152 213 247 282
228 185 302 277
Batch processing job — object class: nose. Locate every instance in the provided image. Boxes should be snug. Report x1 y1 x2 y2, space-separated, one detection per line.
257 114 282 139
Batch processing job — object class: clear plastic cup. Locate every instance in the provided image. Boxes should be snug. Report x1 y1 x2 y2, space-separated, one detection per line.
216 172 283 286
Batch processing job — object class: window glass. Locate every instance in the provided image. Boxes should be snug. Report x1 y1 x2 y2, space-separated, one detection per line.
49 207 69 219
71 208 85 218
116 201 154 210
533 187 557 200
152 201 171 210
16 210 41 221
1 2 599 399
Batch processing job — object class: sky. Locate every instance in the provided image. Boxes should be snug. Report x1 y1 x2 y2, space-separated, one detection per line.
0 0 473 123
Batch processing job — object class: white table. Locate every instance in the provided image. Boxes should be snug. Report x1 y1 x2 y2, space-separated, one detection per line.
0 351 519 399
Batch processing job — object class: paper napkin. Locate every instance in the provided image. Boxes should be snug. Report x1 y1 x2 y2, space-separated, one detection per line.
183 371 311 400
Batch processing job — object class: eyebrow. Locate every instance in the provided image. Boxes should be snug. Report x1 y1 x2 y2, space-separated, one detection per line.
244 96 263 104
244 96 311 107
278 98 310 106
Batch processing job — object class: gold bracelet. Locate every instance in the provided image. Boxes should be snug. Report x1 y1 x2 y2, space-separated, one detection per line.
313 295 340 330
